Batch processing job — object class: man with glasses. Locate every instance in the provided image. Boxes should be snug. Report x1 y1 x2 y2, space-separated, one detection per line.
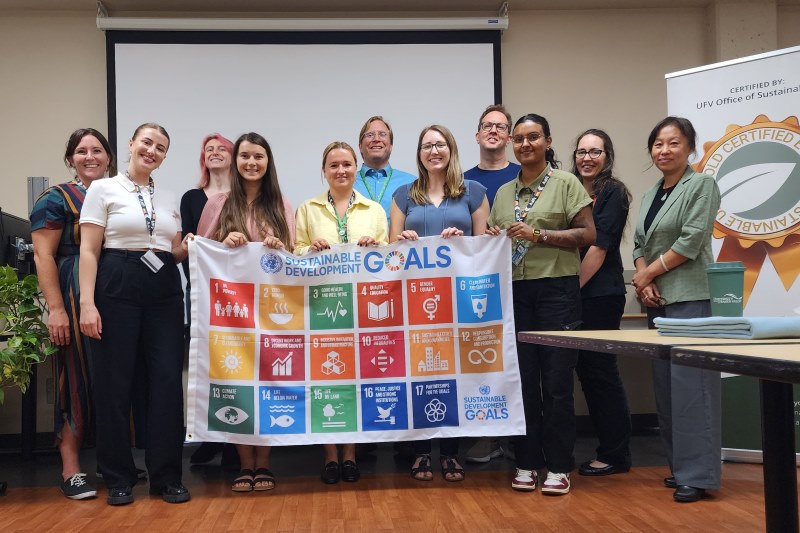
355 116 416 226
354 116 417 460
463 105 520 465
465 105 521 208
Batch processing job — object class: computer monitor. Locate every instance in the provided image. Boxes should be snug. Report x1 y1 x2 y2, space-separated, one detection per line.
0 209 34 275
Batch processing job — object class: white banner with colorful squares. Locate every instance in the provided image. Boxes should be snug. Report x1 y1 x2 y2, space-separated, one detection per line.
185 234 525 445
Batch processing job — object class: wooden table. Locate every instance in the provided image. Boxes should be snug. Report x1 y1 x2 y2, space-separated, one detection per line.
519 329 800 533
517 328 778 359
672 343 800 533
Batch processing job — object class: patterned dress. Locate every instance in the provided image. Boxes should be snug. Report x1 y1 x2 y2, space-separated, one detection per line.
29 181 92 441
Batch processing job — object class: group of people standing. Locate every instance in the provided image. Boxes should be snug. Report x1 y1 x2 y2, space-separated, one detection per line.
29 106 721 506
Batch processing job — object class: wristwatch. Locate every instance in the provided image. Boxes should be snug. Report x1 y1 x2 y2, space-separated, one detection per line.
532 228 542 242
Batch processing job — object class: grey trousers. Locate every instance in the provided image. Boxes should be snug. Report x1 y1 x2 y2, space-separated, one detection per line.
649 300 722 490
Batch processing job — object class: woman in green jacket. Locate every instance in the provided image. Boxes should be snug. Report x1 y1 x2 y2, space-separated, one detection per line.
632 116 721 503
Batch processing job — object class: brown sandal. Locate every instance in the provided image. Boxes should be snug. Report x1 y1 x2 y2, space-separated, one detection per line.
253 468 276 491
232 469 255 492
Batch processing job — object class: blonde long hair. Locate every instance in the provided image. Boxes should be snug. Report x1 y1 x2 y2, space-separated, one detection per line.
410 124 465 206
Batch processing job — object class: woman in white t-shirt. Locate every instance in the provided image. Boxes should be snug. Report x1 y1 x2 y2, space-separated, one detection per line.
79 123 190 507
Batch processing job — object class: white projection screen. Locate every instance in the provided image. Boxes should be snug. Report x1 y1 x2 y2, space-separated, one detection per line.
107 31 501 210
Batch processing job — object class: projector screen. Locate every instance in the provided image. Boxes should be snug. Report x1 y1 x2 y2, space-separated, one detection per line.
107 31 501 210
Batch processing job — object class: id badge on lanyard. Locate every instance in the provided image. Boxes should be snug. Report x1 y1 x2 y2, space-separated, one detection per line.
134 177 163 273
511 241 530 266
141 249 164 273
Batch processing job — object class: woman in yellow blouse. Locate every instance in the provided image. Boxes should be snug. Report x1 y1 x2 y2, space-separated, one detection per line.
295 142 387 255
295 141 388 483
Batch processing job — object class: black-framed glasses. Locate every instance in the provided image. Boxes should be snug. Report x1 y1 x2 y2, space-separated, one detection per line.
363 131 389 140
575 149 605 159
512 133 544 145
480 121 510 133
420 142 448 152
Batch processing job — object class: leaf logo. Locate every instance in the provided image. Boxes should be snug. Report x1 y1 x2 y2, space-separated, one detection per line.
718 162 795 213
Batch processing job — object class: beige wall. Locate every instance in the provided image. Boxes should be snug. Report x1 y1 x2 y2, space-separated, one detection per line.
777 6 800 50
0 10 106 218
502 8 708 269
0 6 796 431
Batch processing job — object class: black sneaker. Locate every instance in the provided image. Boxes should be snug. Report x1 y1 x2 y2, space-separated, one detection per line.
60 473 97 500
107 486 134 506
150 482 191 503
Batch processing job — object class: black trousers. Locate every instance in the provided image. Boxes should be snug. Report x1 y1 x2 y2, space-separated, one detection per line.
512 276 580 473
88 250 185 490
413 438 459 457
576 294 632 468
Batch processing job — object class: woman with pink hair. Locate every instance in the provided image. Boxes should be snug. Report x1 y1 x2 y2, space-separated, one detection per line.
181 133 234 243
180 133 234 465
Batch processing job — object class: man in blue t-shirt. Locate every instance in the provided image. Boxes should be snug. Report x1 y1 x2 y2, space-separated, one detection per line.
464 105 519 464
464 104 520 208
354 116 416 226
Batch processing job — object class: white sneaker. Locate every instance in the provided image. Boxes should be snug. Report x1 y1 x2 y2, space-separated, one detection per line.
511 468 537 491
540 472 570 495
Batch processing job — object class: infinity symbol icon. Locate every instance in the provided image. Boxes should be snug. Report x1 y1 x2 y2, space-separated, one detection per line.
468 348 497 365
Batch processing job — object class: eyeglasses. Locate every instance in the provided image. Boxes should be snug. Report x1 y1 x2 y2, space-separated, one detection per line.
420 142 449 152
480 122 510 133
363 131 389 140
512 133 544 145
575 149 605 159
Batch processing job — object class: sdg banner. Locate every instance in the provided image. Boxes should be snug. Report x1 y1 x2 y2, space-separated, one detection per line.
185 234 525 446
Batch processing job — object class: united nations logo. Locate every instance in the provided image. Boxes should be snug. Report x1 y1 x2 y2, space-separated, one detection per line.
697 115 800 303
260 252 283 274
478 385 491 395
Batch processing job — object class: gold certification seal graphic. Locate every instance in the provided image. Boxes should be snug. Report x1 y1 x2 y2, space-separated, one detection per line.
696 115 800 305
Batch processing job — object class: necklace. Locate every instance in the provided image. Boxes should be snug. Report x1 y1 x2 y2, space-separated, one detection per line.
328 191 355 243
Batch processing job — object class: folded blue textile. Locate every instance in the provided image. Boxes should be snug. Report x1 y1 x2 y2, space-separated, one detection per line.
654 316 800 339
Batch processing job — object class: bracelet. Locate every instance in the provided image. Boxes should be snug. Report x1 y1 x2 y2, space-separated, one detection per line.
541 229 549 242
659 254 670 272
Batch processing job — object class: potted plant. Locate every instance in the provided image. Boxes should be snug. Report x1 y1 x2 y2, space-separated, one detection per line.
0 265 56 405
